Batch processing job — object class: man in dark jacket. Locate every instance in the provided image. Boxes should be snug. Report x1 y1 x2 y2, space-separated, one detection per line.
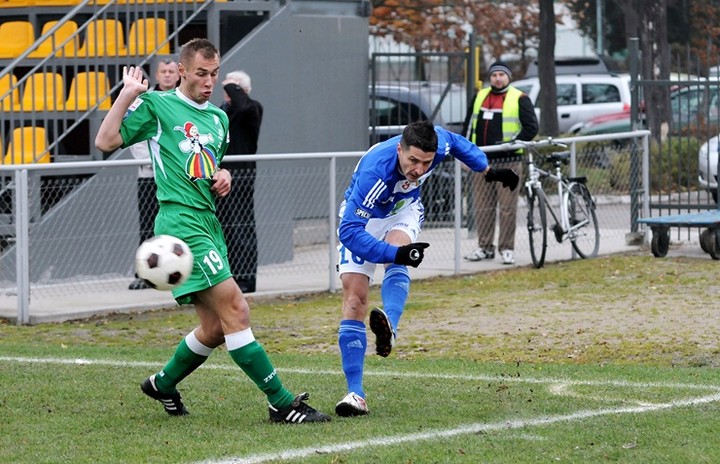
463 61 538 265
216 71 263 293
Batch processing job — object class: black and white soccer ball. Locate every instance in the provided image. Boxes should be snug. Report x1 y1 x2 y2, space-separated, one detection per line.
135 235 194 291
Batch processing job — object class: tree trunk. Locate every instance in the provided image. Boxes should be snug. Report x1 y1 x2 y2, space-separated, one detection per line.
538 0 558 136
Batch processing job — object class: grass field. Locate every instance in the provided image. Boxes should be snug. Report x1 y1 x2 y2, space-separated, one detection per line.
2 252 720 463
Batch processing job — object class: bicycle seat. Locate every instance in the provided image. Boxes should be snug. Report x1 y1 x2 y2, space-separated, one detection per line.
547 151 571 165
568 176 587 184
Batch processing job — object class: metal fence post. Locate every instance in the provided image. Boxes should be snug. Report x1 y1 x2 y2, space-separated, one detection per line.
15 169 30 325
629 37 642 235
328 156 337 292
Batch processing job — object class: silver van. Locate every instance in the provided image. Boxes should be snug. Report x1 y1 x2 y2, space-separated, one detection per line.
512 74 632 133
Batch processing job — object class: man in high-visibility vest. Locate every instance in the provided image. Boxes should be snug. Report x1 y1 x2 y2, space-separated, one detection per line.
463 61 538 265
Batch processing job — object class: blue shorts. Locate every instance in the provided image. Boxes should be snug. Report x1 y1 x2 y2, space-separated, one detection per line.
337 200 423 282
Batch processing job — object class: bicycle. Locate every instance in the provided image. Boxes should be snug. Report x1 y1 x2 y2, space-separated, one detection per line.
498 138 600 268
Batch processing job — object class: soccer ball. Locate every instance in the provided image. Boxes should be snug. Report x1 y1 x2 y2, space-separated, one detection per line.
135 235 194 291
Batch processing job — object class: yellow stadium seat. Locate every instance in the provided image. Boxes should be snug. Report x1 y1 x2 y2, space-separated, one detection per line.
4 127 50 164
33 0 81 5
28 20 79 58
127 18 170 55
76 19 127 57
65 71 112 111
0 74 21 111
117 0 216 3
0 21 34 58
21 72 66 111
0 0 35 8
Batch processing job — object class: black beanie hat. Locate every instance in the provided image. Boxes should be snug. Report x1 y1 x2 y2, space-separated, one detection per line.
488 61 512 80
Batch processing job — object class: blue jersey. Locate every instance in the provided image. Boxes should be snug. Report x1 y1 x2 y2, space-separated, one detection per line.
338 126 489 263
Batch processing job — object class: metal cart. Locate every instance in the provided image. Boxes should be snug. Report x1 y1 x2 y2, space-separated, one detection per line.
638 211 720 259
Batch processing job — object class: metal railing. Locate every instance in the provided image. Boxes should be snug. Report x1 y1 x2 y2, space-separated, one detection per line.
0 130 652 324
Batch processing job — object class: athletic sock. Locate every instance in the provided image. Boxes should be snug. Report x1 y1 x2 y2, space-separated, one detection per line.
226 328 294 409
381 264 410 334
338 319 367 398
155 330 213 393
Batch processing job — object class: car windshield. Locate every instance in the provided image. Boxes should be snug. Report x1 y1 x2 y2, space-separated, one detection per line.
670 85 720 124
427 85 466 126
514 84 533 96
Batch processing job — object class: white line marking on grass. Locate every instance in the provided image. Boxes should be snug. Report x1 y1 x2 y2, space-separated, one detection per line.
196 392 720 464
2 356 720 392
4 356 720 463
548 383 658 406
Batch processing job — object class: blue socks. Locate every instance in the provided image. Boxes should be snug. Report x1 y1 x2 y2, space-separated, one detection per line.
381 264 410 334
338 319 367 398
338 265 409 398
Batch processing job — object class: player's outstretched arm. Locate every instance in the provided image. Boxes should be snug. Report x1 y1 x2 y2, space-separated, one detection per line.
484 167 520 191
95 66 149 153
394 242 430 267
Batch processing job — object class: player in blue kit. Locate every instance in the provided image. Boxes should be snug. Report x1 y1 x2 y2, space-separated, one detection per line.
334 120 518 417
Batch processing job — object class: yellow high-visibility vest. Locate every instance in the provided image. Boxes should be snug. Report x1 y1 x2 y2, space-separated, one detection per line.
469 86 523 153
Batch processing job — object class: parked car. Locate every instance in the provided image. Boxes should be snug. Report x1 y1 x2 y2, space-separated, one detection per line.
512 73 632 133
369 81 467 145
575 110 634 135
698 134 719 203
669 84 720 129
523 56 617 78
368 81 468 222
570 84 720 135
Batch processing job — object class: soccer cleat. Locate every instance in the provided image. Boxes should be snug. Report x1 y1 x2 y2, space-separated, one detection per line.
369 307 396 357
464 247 495 261
335 392 369 417
128 277 152 290
140 374 189 416
268 392 331 424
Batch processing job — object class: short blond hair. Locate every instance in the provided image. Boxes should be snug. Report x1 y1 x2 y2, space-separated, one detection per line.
226 70 251 93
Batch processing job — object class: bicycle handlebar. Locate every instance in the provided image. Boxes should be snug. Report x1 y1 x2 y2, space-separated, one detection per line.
495 138 569 152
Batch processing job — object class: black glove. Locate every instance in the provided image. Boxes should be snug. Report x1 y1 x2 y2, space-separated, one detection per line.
485 167 520 191
394 242 430 267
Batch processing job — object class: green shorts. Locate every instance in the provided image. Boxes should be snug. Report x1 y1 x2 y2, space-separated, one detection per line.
154 204 232 305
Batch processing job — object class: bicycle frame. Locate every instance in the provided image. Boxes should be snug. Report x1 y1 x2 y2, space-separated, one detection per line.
516 137 600 268
525 151 576 241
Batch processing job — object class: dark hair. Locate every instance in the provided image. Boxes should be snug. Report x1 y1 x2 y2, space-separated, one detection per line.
400 120 438 153
179 38 219 66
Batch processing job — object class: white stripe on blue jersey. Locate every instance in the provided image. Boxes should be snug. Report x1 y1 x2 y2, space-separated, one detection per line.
362 179 387 209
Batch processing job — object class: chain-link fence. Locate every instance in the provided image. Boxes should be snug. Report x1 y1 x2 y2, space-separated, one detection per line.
1 132 650 324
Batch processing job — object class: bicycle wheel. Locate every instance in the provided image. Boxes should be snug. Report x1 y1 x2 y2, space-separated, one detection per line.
567 183 600 258
527 186 547 268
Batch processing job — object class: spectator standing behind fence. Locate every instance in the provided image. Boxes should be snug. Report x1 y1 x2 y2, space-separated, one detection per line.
216 71 263 294
129 59 180 290
462 61 538 265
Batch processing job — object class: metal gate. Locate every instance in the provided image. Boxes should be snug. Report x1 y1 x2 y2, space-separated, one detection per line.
630 39 720 229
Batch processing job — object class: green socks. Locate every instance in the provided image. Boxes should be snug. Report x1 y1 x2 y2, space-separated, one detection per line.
226 329 294 409
154 328 294 409
154 335 211 393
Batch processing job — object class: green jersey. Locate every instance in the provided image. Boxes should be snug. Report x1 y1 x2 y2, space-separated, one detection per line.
120 89 229 212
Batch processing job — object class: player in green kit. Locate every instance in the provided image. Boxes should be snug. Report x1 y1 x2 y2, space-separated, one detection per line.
95 38 330 424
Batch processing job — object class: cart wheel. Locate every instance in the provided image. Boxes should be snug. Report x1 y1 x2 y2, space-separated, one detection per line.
700 229 712 253
709 229 720 260
650 227 669 258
